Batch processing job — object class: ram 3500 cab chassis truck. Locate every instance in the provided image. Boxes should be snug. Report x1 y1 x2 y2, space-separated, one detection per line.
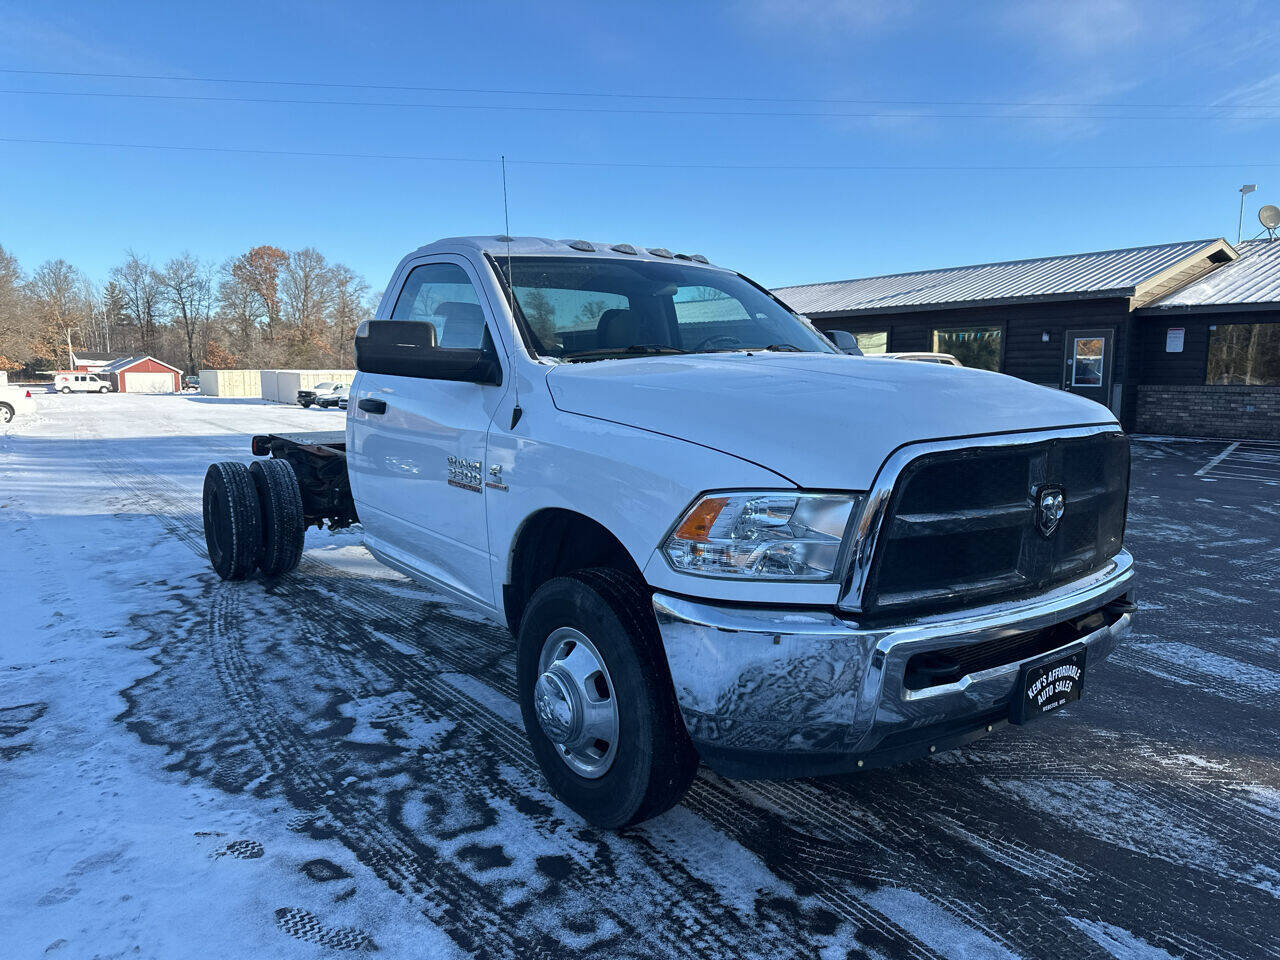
201 236 1136 828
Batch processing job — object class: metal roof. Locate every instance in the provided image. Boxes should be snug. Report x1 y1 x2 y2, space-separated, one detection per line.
1145 239 1280 311
99 355 181 374
773 239 1228 316
72 351 131 362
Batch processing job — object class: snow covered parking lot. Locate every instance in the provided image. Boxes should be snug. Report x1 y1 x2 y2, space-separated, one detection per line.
1 393 1277 959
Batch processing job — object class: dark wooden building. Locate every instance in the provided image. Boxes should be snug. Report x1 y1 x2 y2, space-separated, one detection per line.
774 238 1280 440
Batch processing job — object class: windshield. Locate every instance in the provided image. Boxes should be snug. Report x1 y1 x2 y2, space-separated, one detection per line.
496 256 835 361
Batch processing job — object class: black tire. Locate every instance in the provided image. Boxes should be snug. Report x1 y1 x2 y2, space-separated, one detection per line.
0 404 12 423
60 386 71 394
516 568 698 828
300 400 312 408
202 461 263 581
250 458 305 577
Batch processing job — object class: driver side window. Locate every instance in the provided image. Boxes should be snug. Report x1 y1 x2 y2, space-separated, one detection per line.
392 262 491 350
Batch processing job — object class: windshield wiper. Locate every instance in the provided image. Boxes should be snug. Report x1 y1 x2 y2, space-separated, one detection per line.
761 343 803 352
563 344 689 362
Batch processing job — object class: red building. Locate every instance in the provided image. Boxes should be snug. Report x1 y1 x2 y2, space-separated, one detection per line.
99 355 182 393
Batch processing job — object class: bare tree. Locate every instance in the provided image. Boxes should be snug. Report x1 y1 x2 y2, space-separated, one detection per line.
110 251 163 353
216 263 260 359
328 263 371 362
28 259 91 365
0 244 31 369
281 248 335 341
1 242 377 374
157 253 213 374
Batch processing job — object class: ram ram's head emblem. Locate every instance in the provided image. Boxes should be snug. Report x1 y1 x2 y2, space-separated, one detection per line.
1035 485 1066 537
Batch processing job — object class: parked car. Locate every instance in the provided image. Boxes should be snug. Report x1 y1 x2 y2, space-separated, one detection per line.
337 396 348 410
200 236 1134 829
0 384 36 423
870 351 963 366
297 382 342 408
314 383 349 408
183 375 200 391
54 373 112 393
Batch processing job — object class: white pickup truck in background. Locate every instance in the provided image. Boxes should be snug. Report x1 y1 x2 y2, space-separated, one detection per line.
200 236 1135 828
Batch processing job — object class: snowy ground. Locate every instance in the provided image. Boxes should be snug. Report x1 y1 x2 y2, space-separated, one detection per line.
0 393 1277 960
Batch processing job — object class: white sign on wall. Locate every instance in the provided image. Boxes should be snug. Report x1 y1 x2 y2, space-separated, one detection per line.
1165 327 1185 353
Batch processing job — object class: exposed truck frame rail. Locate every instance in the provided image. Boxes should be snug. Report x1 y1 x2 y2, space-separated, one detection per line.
249 431 358 530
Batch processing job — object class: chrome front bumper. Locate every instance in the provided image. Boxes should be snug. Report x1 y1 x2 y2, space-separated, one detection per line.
652 550 1135 779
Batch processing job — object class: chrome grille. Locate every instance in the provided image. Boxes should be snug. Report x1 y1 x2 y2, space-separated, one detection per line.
858 431 1129 616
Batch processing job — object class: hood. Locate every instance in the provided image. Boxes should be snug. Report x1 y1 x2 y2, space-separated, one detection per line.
546 353 1116 489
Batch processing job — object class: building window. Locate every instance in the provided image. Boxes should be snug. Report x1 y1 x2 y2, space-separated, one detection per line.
1206 322 1280 385
931 325 1003 371
1071 337 1104 386
853 330 888 354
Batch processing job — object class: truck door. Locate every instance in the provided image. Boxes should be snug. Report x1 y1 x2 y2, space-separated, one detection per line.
347 257 509 608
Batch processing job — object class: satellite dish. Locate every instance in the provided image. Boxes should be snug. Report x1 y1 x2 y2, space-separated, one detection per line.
1260 204 1280 230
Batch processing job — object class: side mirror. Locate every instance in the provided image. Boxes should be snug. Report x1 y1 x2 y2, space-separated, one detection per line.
355 320 502 385
826 329 862 355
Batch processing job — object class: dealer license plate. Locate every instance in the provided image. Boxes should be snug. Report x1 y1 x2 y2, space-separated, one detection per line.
1010 644 1086 725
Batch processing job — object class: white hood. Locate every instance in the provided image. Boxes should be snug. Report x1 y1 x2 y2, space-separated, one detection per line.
546 353 1116 489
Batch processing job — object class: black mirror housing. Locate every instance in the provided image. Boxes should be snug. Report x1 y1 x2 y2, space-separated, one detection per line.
826 329 863 356
355 319 502 385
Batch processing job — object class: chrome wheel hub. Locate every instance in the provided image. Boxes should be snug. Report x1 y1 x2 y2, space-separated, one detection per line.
533 627 619 779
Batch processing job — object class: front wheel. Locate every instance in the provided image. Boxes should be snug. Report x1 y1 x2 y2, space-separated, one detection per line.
60 386 71 394
0 404 12 423
516 569 698 828
98 386 109 394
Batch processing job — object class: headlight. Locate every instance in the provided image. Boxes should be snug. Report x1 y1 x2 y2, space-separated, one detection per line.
663 491 864 581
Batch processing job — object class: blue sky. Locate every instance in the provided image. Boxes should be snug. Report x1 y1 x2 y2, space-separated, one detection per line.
3 0 1280 293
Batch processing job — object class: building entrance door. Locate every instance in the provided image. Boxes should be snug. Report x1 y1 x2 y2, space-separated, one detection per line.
1062 327 1114 408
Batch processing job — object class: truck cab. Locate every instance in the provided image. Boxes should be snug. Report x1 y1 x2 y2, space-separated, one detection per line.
203 236 1135 828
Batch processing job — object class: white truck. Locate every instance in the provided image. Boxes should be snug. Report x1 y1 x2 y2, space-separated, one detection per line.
0 383 36 423
200 236 1135 828
54 372 111 393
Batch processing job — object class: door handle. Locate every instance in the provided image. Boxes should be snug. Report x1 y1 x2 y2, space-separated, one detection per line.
358 398 388 415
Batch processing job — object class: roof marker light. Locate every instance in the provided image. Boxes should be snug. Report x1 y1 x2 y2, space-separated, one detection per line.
567 240 595 252
611 243 638 255
689 254 709 264
648 247 674 258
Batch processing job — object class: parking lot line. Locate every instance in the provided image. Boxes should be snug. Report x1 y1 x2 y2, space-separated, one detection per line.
1194 440 1280 485
1194 442 1239 477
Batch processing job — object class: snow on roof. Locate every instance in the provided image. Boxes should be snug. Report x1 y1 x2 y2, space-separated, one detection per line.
1146 239 1280 310
773 239 1229 316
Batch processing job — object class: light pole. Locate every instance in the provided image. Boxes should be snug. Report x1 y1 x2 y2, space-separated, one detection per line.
1239 184 1257 244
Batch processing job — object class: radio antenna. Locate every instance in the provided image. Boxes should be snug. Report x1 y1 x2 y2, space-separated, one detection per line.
499 155 524 429
501 155 511 238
